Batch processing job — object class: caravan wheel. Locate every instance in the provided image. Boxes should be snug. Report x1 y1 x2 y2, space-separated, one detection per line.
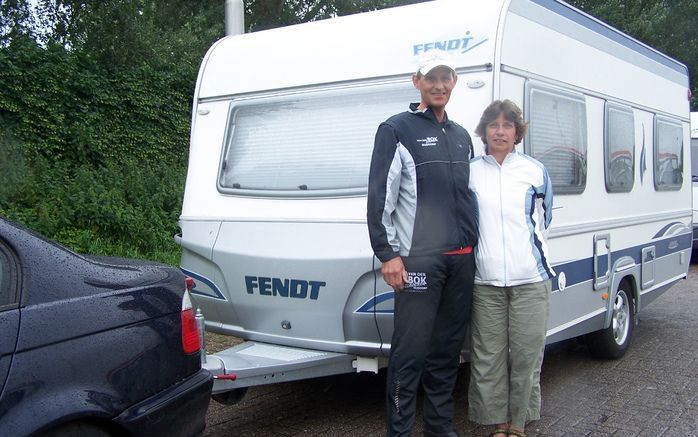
585 284 634 359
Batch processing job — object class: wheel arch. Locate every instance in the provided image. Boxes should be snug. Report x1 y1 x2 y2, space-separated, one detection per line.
604 257 639 329
586 260 637 359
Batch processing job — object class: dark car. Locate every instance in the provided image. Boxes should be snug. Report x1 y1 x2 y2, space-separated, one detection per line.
0 217 212 436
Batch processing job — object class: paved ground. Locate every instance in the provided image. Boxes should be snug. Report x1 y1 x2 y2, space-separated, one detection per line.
203 264 698 437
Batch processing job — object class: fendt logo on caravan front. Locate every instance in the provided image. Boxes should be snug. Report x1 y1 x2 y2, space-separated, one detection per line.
413 31 488 55
245 276 326 300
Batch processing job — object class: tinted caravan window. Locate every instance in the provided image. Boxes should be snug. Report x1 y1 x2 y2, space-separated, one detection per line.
690 137 698 180
654 116 683 191
604 103 635 192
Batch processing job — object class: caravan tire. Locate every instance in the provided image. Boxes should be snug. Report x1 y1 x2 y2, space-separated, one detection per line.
212 387 248 405
585 284 634 359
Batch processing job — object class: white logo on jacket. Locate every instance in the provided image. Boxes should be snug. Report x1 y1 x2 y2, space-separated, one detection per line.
417 137 438 147
406 271 428 292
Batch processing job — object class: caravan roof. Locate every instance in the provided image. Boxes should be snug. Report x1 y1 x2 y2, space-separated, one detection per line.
197 0 502 99
196 0 688 107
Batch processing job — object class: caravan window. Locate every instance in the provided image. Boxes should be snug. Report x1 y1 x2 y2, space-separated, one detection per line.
218 82 415 196
604 103 635 192
525 83 587 194
653 116 683 191
691 138 698 182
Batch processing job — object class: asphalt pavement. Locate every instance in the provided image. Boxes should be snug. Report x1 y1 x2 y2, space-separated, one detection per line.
203 263 698 437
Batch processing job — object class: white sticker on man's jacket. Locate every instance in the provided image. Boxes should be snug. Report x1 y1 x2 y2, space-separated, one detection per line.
405 271 428 292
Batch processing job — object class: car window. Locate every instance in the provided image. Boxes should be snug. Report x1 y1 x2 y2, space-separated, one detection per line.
0 244 17 308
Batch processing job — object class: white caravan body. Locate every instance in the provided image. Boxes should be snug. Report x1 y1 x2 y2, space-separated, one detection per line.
179 0 691 395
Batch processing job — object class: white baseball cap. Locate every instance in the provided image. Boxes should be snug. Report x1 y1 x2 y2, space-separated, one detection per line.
416 49 455 75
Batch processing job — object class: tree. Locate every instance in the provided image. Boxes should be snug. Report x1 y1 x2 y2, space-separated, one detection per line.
0 0 36 45
24 0 224 70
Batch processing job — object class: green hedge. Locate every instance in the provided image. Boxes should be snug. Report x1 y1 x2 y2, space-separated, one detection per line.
0 38 194 264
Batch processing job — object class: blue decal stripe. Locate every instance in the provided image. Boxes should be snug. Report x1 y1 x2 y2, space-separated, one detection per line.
361 233 691 313
355 291 395 314
180 268 227 300
551 232 691 291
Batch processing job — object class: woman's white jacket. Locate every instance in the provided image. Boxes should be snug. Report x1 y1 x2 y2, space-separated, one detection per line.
469 151 555 286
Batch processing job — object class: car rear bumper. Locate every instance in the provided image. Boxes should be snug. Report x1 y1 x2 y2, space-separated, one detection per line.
113 368 213 436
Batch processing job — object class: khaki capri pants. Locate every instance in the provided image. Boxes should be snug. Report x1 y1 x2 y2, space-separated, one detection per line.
468 280 551 428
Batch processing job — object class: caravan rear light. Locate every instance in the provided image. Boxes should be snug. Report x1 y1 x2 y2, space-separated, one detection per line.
181 278 201 354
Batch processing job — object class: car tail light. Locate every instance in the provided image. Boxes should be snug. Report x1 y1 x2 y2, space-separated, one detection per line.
181 279 201 354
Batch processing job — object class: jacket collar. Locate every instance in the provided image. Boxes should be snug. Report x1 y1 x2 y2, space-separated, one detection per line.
408 102 451 126
483 149 519 166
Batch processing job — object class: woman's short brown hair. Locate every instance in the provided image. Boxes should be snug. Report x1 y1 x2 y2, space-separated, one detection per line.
474 99 528 146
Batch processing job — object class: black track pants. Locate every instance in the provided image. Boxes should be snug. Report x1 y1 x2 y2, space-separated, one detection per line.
385 252 475 437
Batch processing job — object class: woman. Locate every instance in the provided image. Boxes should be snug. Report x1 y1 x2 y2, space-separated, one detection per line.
468 100 555 437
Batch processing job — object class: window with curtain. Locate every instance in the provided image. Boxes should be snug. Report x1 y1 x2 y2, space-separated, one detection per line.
218 82 416 196
526 82 587 194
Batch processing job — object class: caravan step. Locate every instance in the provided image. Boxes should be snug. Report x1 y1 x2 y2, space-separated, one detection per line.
203 341 358 394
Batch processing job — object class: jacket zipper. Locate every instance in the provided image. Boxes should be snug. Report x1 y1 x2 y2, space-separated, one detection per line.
497 160 507 284
442 125 467 249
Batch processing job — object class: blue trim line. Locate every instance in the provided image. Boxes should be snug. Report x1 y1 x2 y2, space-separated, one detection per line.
357 232 691 313
528 0 688 75
551 232 691 291
180 268 227 300
355 291 395 314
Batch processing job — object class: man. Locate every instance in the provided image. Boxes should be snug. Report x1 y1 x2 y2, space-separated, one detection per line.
367 49 478 437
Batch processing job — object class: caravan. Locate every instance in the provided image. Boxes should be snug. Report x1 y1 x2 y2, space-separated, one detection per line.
178 0 692 402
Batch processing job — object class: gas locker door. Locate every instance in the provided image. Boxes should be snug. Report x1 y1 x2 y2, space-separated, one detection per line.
0 240 20 399
593 233 611 291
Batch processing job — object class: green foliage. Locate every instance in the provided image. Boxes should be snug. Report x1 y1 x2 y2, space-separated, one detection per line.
0 1 224 264
0 153 185 264
0 0 36 45
0 123 28 207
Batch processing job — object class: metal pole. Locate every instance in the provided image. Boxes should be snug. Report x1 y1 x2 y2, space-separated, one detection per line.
225 0 245 36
